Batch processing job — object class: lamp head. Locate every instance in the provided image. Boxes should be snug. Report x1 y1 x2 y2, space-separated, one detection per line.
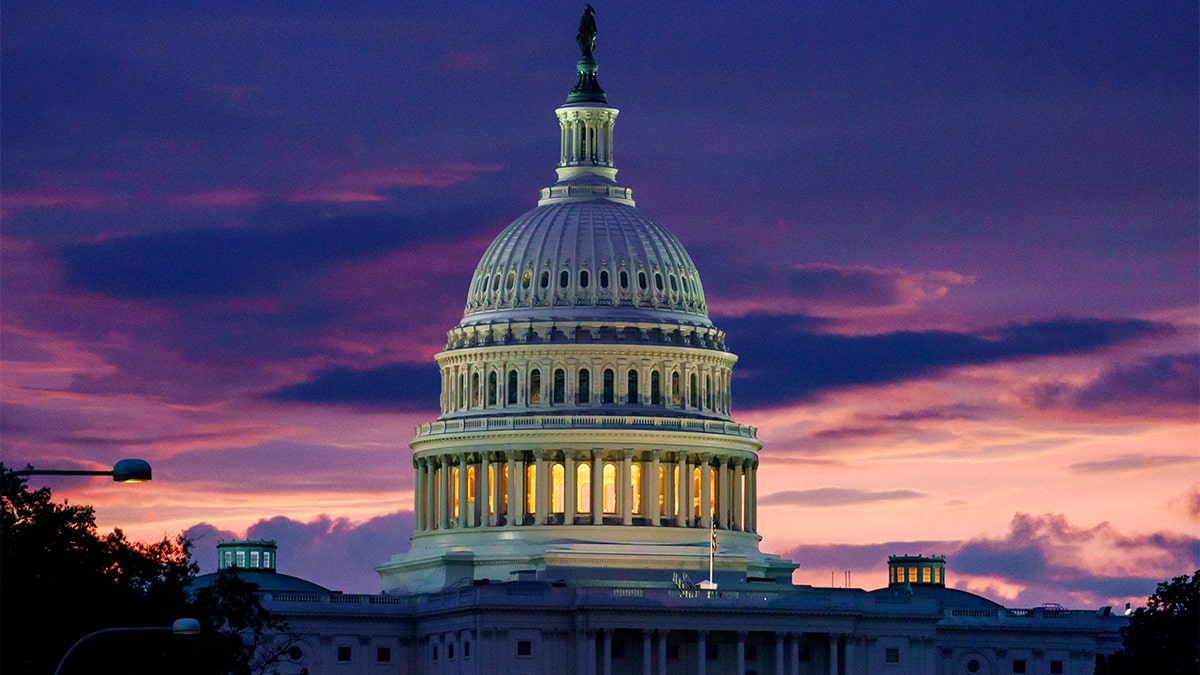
172 618 201 635
112 459 152 482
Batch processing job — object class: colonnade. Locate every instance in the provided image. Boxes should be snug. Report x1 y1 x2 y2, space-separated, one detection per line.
577 628 847 675
413 449 757 534
558 108 616 167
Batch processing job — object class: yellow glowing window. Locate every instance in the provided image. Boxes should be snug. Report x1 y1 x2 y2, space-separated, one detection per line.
922 566 932 583
659 465 666 515
487 466 495 516
551 463 564 513
467 467 476 506
522 270 531 289
526 464 536 515
936 567 943 583
693 467 701 518
630 464 642 515
603 463 616 513
577 463 592 513
709 467 718 517
501 465 509 514
451 467 460 519
908 567 917 583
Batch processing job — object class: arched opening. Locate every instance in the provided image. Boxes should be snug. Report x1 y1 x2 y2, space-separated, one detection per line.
540 270 550 288
659 465 666 516
526 463 536 517
690 373 699 408
471 372 480 407
603 369 615 403
507 370 518 405
451 466 460 520
487 465 495 516
654 272 664 291
577 463 592 513
466 466 476 513
692 467 702 518
650 371 661 406
638 271 648 290
627 369 639 404
710 466 718 519
529 369 541 404
559 270 570 288
602 463 617 514
579 270 590 288
522 270 531 289
620 270 629 288
578 368 590 403
671 371 681 406
630 463 642 515
551 463 565 513
706 375 713 410
599 270 609 288
553 368 565 404
487 371 497 406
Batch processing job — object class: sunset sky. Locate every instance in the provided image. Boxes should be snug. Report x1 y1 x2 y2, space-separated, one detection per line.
3 2 1196 607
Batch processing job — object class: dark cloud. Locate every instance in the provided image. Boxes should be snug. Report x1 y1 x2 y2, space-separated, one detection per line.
1028 353 1199 415
728 316 1167 408
759 487 925 507
185 510 414 593
56 201 510 300
874 404 992 422
1068 454 1196 475
265 362 440 410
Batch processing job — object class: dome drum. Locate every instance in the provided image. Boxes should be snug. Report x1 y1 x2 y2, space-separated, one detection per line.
445 320 727 351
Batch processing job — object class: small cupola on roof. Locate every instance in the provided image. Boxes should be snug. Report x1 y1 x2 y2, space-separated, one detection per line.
218 539 277 572
888 554 946 587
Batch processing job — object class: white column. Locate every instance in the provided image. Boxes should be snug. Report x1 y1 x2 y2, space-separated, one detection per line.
656 630 667 675
592 451 603 525
457 455 468 528
474 455 485 527
565 454 576 524
440 458 452 529
506 455 518 526
412 460 423 532
700 455 712 530
696 630 707 675
747 463 757 532
536 453 549 524
790 633 800 675
775 632 785 675
678 454 691 527
481 453 492 526
621 450 633 525
732 462 744 531
663 455 676 523
426 459 436 530
650 451 661 526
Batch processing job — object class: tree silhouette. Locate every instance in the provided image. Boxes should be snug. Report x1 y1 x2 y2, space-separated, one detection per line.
1099 570 1199 675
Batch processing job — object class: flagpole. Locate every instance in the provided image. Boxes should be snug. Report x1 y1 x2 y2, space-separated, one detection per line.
700 521 717 590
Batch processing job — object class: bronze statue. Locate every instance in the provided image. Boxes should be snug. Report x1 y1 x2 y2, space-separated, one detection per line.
576 5 597 57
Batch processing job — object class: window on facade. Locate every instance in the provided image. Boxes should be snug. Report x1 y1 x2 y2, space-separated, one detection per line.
922 566 932 583
670 275 678 292
337 646 352 662
262 551 271 569
449 643 455 660
288 646 303 661
376 647 391 663
692 467 702 517
602 463 617 513
966 659 980 673
467 467 476 511
577 463 592 513
551 464 565 512
459 373 466 409
522 270 531 289
526 464 536 516
451 467 460 519
471 372 480 407
236 551 245 568
578 369 590 403
432 645 439 662
1049 661 1063 674
599 270 609 288
492 273 501 293
650 371 662 405
516 640 532 657
224 551 232 567
603 369 615 403
250 551 260 568
638 271 648 290
706 375 713 409
654 272 664 291
553 368 565 403
909 566 918 582
506 271 515 290
1012 660 1026 674
559 270 570 288
501 464 509 515
540 270 550 288
710 467 718 517
627 369 639 404
482 276 490 293
620 270 629 288
671 371 681 406
630 464 642 515
464 641 471 658
659 465 667 516
508 370 518 405
580 270 589 288
487 371 497 406
690 373 698 408
529 369 541 404
886 647 900 663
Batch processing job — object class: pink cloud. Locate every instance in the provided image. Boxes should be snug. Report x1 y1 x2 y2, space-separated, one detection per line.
288 162 504 203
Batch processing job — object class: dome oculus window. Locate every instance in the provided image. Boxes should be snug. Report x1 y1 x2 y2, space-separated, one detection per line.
638 271 648 290
540 271 550 288
579 270 589 288
620 270 629 288
599 270 609 288
654 272 664 292
506 272 515 290
669 275 678 292
522 271 532 289
559 270 570 288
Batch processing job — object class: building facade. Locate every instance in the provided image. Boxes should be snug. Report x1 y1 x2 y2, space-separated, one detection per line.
247 11 1126 675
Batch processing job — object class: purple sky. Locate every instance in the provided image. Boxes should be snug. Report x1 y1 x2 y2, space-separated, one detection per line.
3 2 1197 605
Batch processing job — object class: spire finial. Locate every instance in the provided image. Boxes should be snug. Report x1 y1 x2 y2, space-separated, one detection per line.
568 5 606 104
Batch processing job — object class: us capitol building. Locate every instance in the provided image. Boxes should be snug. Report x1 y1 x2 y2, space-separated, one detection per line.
223 10 1127 675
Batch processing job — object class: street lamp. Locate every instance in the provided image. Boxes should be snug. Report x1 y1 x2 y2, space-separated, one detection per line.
9 458 152 482
54 618 201 675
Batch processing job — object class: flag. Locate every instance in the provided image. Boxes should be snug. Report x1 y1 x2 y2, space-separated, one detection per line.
710 522 718 555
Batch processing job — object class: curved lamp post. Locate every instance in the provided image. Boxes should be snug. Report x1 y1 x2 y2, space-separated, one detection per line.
9 458 152 482
54 618 200 675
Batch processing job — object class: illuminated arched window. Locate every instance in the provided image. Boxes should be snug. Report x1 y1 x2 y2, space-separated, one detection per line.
529 369 541 405
658 465 666 516
553 368 565 404
692 467 701 518
487 465 496 516
551 463 565 513
466 466 476 511
627 369 639 404
487 371 497 406
507 370 518 405
526 464 536 516
673 465 680 516
603 463 617 513
577 463 592 513
630 463 642 515
603 369 615 403
500 464 509 516
710 466 718 518
671 371 681 406
650 371 661 406
451 467 460 520
577 369 590 404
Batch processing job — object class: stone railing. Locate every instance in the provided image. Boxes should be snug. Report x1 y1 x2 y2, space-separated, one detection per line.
414 415 757 440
